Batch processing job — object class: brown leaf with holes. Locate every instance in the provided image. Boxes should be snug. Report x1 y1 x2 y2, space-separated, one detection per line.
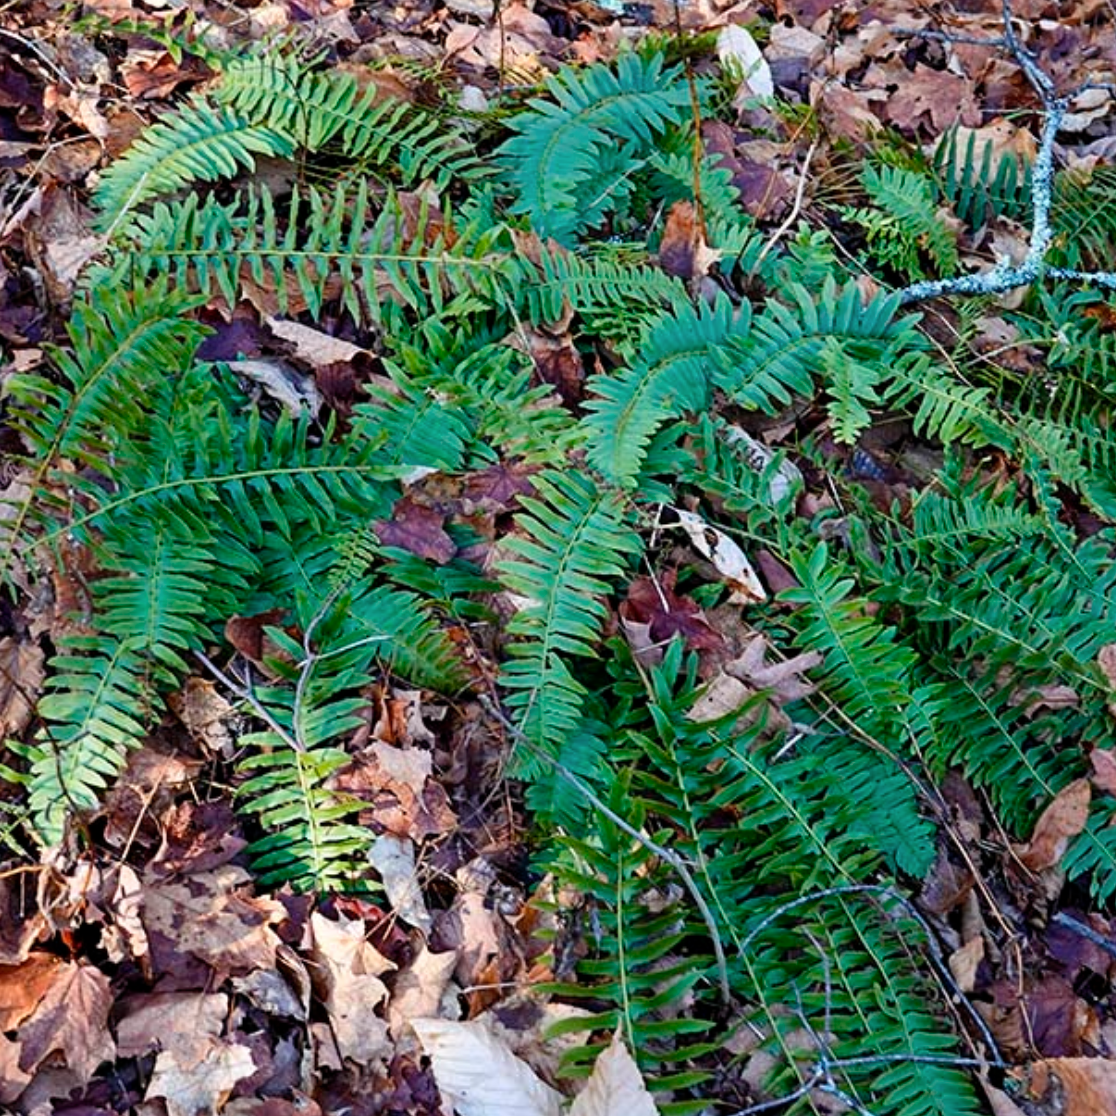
1016 779 1091 872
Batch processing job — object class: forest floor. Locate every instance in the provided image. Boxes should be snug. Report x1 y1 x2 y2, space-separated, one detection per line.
1 0 1116 1114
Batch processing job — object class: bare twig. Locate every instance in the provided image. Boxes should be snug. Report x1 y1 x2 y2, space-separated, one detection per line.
751 137 819 277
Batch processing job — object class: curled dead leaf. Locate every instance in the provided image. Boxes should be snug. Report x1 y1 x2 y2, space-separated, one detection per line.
1016 779 1091 872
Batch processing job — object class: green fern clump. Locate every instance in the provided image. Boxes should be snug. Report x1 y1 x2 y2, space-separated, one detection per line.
498 470 640 770
838 164 957 280
497 51 693 245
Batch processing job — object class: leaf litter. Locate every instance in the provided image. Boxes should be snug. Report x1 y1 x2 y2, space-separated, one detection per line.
0 0 1115 1111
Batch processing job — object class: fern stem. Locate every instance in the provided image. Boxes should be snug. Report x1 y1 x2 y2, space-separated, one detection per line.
481 695 731 1004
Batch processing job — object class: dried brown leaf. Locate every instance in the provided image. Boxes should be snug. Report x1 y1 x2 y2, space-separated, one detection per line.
17 960 115 1084
146 1036 257 1116
309 911 394 1067
1016 779 1091 871
413 1018 563 1116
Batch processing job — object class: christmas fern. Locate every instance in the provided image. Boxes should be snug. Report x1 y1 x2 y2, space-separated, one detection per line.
497 50 693 245
498 470 640 767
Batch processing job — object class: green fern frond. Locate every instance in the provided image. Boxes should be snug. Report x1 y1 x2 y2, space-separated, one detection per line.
583 296 743 485
111 185 509 324
883 353 1009 447
28 638 152 843
782 543 920 747
3 282 207 579
499 470 640 752
933 125 1032 229
498 51 692 245
513 243 689 333
93 98 294 231
214 52 484 189
379 326 581 465
238 728 369 892
860 163 958 276
714 279 919 413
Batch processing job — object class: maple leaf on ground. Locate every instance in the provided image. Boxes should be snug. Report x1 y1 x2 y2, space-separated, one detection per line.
14 960 115 1090
309 911 394 1067
146 1035 257 1116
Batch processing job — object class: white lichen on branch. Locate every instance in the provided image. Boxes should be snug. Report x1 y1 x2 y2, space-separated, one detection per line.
897 0 1116 305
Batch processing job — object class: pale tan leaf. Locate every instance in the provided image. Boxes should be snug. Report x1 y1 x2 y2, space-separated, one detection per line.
667 507 765 603
718 24 774 100
1016 779 1091 871
687 673 751 723
266 317 369 367
947 937 985 995
309 911 393 1066
368 833 432 932
167 677 237 758
116 992 227 1058
146 1036 256 1116
387 946 459 1041
569 1032 660 1116
0 637 44 735
412 1018 563 1116
1089 749 1116 796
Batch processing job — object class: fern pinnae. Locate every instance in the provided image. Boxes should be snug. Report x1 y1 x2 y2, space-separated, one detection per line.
93 98 294 231
498 51 692 245
583 295 741 486
499 469 640 752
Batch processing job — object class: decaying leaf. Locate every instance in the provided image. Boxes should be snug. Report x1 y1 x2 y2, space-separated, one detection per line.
665 506 766 603
309 911 393 1067
221 357 322 417
368 832 432 932
146 1036 257 1116
167 676 238 758
1011 1056 1116 1116
413 1018 564 1116
142 865 285 981
266 316 369 366
387 946 459 1042
0 637 44 735
718 24 774 101
1015 779 1091 872
569 1032 660 1116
